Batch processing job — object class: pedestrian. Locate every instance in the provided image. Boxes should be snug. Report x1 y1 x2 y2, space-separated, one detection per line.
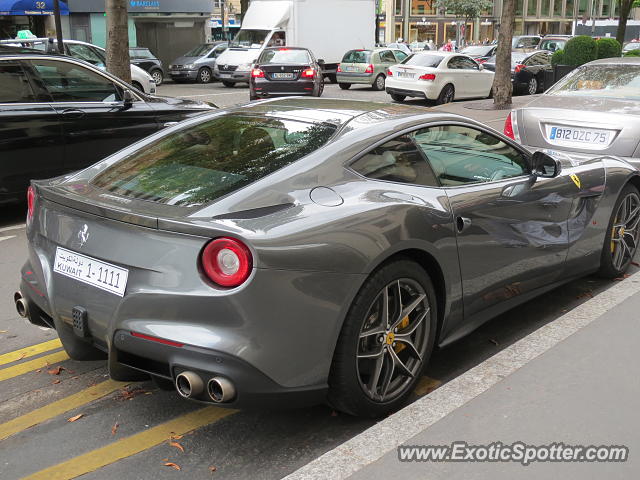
442 40 453 52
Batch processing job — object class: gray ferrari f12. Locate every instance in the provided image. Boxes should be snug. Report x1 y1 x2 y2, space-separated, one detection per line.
17 98 640 417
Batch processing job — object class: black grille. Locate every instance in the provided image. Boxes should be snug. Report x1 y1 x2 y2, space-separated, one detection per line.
218 64 238 72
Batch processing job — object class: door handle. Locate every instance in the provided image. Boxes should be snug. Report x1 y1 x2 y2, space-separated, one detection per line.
456 216 472 233
163 122 178 128
60 108 85 118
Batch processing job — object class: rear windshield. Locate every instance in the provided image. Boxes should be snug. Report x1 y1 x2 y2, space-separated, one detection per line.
401 54 443 68
91 115 337 207
342 50 371 63
547 64 640 100
259 49 311 64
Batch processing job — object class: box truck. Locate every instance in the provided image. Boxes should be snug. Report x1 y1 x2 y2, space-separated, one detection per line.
214 0 376 86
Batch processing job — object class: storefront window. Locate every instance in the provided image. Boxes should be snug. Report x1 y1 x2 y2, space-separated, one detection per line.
395 0 402 15
566 0 575 18
541 0 550 16
411 23 437 42
602 0 612 17
578 0 588 15
553 0 563 16
516 0 523 16
411 0 436 15
527 0 538 16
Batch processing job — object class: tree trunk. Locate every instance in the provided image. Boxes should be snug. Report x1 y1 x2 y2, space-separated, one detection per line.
105 0 131 84
616 1 633 46
493 0 515 108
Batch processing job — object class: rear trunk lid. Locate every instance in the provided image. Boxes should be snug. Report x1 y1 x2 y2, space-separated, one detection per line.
516 95 640 157
261 63 309 81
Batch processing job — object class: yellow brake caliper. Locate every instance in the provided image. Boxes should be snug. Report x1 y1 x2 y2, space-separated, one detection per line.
394 316 410 353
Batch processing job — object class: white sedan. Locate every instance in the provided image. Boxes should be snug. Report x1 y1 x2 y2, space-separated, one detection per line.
385 51 494 104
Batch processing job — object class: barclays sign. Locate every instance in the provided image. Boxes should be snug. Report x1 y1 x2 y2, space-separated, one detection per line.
130 1 160 8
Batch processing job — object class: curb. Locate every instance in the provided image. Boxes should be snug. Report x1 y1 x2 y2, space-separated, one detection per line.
283 273 640 480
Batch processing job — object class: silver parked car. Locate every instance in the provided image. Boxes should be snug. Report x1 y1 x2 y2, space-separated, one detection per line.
507 57 640 166
169 42 228 84
18 98 640 418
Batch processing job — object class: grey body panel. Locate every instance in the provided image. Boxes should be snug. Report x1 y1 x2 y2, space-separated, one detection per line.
22 98 639 405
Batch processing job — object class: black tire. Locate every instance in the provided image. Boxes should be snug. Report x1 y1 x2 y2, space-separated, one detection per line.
152 375 176 391
598 184 640 278
313 80 325 97
52 316 106 361
328 73 338 84
526 77 538 95
436 84 454 105
150 69 163 86
131 81 143 92
338 83 351 90
390 93 406 102
222 80 235 88
328 259 437 417
197 67 213 84
372 74 386 91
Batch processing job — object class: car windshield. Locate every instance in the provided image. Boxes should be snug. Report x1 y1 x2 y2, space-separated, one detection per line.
342 50 371 63
91 115 337 207
538 39 566 51
401 54 443 68
130 49 155 59
546 64 640 100
184 44 213 57
229 29 270 49
259 49 310 64
461 46 492 55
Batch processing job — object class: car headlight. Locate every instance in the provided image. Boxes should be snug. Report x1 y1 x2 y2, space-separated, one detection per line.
185 64 196 70
236 63 252 72
169 64 174 69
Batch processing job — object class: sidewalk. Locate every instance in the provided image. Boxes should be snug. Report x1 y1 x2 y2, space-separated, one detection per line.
285 274 640 480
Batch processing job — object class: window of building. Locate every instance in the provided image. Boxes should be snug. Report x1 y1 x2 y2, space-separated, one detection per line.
541 0 550 16
527 0 538 16
553 0 563 16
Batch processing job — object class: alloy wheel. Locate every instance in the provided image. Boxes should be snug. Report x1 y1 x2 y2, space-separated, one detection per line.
611 191 640 271
199 69 211 83
528 77 537 95
375 75 385 91
151 70 163 85
356 279 430 403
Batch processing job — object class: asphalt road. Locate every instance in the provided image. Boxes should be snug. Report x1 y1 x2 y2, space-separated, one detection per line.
0 83 635 479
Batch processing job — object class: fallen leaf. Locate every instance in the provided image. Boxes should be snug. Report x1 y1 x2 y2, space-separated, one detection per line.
47 366 64 375
67 414 84 422
209 465 217 473
164 462 181 471
111 422 119 436
169 441 185 453
34 369 41 373
18 352 26 360
576 291 594 299
116 386 149 401
170 434 183 440
162 458 169 462
52 379 61 385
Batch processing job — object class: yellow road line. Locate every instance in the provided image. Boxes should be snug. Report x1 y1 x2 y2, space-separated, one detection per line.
23 406 236 480
0 379 128 442
0 350 69 382
0 339 63 366
414 376 442 396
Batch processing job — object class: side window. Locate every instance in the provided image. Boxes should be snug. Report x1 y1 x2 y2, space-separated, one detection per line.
414 125 527 186
350 134 438 187
207 48 219 58
447 57 465 69
379 50 396 63
459 57 479 70
67 44 105 66
30 60 122 103
394 50 408 62
0 62 36 103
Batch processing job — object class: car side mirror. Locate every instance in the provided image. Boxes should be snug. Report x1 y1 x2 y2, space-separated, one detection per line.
317 58 325 65
531 151 561 178
122 89 134 107
478 64 484 70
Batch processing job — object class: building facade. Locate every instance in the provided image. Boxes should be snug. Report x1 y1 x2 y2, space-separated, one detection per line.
0 0 69 39
211 0 242 41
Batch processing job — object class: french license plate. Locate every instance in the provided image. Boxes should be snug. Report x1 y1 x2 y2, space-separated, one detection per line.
53 247 129 297
271 72 295 79
547 126 611 146
344 66 356 72
218 73 231 78
397 72 415 79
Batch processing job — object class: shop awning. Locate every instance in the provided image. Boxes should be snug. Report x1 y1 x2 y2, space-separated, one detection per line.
0 0 69 16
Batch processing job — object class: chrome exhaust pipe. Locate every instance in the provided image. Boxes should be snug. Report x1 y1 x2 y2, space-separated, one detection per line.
175 371 204 399
207 376 236 403
14 292 28 318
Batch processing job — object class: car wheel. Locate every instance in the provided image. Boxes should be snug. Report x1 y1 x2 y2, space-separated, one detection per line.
52 315 106 361
151 69 163 86
328 260 437 417
436 84 454 105
372 74 385 91
313 80 325 97
526 77 538 95
197 67 213 84
598 184 640 278
339 83 351 90
390 94 406 102
131 81 144 92
222 80 235 88
152 376 176 391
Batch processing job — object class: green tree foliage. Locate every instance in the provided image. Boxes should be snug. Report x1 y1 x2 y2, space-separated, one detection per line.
596 38 622 59
563 35 597 66
435 0 494 20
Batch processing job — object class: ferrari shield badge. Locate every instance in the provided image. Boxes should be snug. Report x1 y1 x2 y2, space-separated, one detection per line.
570 174 581 189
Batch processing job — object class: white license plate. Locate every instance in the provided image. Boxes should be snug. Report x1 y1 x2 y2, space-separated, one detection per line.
547 126 611 146
218 73 231 78
271 72 294 79
344 66 356 72
53 247 129 297
397 72 415 79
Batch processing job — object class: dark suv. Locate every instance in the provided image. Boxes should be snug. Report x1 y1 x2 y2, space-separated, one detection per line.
0 48 214 205
129 47 165 85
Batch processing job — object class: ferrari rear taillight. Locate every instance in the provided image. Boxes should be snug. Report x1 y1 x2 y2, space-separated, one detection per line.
251 68 264 78
301 68 315 78
419 73 436 81
27 186 35 222
201 237 253 288
504 112 515 140
365 64 374 74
